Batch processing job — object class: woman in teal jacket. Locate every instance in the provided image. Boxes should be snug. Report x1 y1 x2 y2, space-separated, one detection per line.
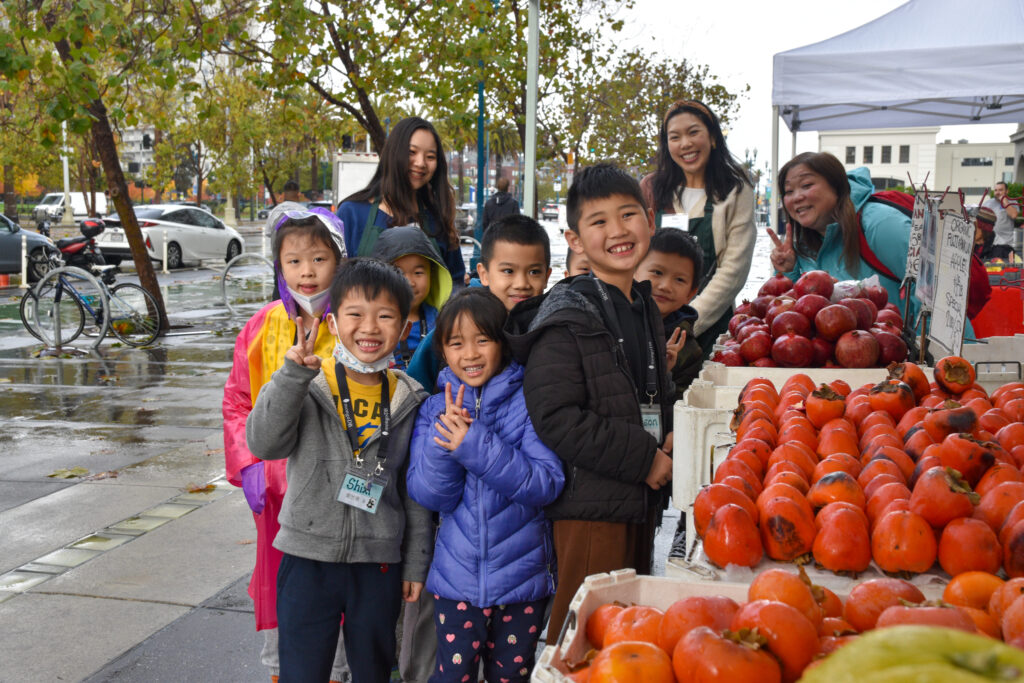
770 151 921 327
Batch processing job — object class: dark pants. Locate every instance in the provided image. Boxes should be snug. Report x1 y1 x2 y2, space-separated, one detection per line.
430 596 547 683
277 553 403 683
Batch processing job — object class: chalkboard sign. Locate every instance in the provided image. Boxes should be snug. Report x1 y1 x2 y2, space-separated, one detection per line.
928 212 972 357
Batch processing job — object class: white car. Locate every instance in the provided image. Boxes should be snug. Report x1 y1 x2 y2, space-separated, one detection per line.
97 204 244 269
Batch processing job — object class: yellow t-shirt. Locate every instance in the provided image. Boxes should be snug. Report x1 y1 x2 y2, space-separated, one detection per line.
329 370 398 456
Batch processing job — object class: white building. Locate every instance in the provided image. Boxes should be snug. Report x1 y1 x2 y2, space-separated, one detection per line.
934 139 1016 202
818 127 940 189
119 125 157 177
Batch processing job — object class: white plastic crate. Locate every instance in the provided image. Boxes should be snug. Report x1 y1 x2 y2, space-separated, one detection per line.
963 334 1024 391
698 361 894 389
532 569 749 682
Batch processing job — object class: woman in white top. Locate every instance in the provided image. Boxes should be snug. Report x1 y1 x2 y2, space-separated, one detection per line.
640 100 756 356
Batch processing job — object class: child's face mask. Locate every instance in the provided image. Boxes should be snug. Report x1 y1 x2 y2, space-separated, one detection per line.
287 286 331 317
330 329 392 374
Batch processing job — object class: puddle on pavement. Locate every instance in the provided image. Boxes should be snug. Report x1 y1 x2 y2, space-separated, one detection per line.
0 570 51 592
33 547 102 568
107 515 172 534
141 503 200 519
70 533 134 552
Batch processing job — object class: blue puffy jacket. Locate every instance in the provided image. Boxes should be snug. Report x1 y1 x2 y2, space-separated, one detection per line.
407 361 564 607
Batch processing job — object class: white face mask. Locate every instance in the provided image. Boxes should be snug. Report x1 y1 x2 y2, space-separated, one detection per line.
329 316 392 374
287 286 331 317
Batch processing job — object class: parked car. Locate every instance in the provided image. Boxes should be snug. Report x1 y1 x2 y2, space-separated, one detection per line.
96 204 244 269
541 202 560 221
456 202 478 235
32 192 108 227
0 214 58 282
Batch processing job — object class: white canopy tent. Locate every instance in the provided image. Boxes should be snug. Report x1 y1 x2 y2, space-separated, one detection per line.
770 0 1024 228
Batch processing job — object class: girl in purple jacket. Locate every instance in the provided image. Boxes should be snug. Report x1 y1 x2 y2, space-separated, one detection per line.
408 288 564 683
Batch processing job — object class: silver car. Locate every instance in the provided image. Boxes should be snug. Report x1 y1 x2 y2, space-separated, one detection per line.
96 204 244 269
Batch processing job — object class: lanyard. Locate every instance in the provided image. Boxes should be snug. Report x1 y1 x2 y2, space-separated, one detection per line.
589 276 660 404
334 363 392 473
394 310 424 368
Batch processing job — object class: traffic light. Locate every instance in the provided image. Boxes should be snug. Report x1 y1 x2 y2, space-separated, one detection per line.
142 133 151 149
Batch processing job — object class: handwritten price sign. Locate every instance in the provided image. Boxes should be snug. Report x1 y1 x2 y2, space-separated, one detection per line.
928 213 972 357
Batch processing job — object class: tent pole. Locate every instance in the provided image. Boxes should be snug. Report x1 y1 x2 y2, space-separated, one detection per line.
791 129 797 159
523 0 539 218
771 105 779 233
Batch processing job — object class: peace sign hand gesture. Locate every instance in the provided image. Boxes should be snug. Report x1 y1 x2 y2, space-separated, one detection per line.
665 327 685 368
433 382 474 451
285 317 322 371
767 225 796 274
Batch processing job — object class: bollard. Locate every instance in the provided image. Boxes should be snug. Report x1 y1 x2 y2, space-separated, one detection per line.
162 230 168 274
20 233 28 289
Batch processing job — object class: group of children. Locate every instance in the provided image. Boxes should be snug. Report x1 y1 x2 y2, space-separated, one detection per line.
224 162 708 683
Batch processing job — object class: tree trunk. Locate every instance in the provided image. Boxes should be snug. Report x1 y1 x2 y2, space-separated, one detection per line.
457 147 465 204
195 141 204 208
3 165 15 221
152 129 165 203
310 147 318 197
49 35 168 331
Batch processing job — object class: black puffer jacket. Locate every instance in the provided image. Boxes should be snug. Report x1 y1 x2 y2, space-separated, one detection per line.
504 276 674 523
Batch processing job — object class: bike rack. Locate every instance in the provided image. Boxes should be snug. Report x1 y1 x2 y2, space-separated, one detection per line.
30 265 109 351
220 252 274 316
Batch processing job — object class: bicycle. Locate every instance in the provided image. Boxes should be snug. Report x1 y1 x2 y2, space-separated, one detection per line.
20 264 162 347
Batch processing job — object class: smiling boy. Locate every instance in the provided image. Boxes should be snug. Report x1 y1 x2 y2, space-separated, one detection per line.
504 164 675 643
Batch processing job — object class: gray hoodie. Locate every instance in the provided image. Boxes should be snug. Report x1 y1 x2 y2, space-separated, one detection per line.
246 358 433 583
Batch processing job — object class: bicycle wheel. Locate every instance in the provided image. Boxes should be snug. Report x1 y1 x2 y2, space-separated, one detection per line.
19 281 85 344
106 283 161 346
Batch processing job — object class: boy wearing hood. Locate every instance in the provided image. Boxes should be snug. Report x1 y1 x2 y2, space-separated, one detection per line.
371 225 453 372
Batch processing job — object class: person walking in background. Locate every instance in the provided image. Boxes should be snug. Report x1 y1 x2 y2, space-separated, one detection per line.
482 177 520 234
640 100 756 358
983 181 1021 260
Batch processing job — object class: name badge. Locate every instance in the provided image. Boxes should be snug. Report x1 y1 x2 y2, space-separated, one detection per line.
661 213 689 232
337 467 389 514
640 405 662 442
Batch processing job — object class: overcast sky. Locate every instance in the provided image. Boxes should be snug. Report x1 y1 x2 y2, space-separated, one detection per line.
615 0 1017 171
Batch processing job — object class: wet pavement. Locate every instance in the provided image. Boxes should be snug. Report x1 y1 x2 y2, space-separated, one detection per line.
0 220 709 682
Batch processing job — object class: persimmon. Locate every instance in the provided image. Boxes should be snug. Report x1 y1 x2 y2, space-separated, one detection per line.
743 377 780 399
939 432 996 486
979 408 1012 436
991 381 1024 404
757 482 811 512
719 474 761 501
844 578 925 632
603 604 665 647
713 458 763 496
672 626 781 683
816 501 869 530
704 503 763 569
736 417 778 448
764 470 810 494
888 360 930 401
760 495 816 562
748 567 823 627
590 641 674 683
731 599 819 683
1001 398 1024 422
656 595 739 655
987 577 1024 622
975 461 1023 498
962 606 1002 639
964 397 995 421
908 454 941 489
934 356 976 394
586 603 625 649
694 484 759 538
779 421 818 453
862 473 904 500
875 602 976 633
820 588 844 618
909 466 979 528
859 409 897 432
865 446 915 482
996 423 1024 452
819 417 857 438
819 616 856 636
938 518 1002 576
1010 445 1024 470
923 401 978 442
859 434 905 461
817 634 858 657
829 379 852 397
768 442 819 480
816 429 860 459
781 373 816 396
943 571 1005 611
871 509 937 573
976 481 1024 531
1001 595 1024 643
764 459 810 485
871 499 911 532
868 379 916 421
805 384 846 429
806 471 866 510
865 481 912 526
902 428 936 461
1001 502 1024 548
725 448 765 479
813 506 872 573
1003 519 1024 578
858 459 906 489
845 394 873 427
812 453 862 483
896 407 930 439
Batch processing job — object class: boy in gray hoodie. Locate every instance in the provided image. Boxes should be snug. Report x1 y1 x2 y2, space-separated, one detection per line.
247 258 433 683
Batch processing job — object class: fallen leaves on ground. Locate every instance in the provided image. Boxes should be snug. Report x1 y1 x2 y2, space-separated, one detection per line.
84 470 118 480
185 482 217 493
47 466 90 479
204 448 224 456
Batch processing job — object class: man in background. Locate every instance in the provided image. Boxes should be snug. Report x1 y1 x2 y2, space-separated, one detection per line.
482 177 520 235
983 181 1020 260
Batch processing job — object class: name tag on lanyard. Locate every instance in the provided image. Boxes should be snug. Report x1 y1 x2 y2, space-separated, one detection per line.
334 364 392 514
338 465 389 514
640 404 662 442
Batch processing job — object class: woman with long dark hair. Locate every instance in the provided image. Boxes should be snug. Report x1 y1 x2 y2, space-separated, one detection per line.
640 100 755 356
338 116 464 283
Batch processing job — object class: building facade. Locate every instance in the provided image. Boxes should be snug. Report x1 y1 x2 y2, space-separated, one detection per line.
818 127 940 190
934 139 1017 202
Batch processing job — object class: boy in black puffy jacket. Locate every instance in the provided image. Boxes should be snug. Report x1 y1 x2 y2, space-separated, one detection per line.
504 164 674 644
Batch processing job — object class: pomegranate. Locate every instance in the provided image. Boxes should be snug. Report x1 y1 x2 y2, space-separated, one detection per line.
770 310 812 339
884 303 901 314
759 273 794 297
712 348 744 366
729 313 754 337
862 284 889 309
839 297 876 330
872 329 908 365
793 270 835 300
752 357 778 367
740 331 773 363
749 294 775 318
872 321 901 336
771 332 814 367
815 304 858 341
793 293 831 323
875 309 904 329
835 330 880 368
734 300 753 316
811 337 835 367
765 297 797 327
735 321 770 344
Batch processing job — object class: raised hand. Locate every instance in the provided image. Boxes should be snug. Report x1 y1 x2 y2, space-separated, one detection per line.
433 382 473 451
285 316 322 370
767 225 796 274
665 327 684 368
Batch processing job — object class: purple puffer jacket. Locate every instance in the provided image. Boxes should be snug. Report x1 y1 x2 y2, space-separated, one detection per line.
408 361 564 607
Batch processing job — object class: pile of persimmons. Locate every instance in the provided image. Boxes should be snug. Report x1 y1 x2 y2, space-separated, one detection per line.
693 356 1024 578
570 566 1024 682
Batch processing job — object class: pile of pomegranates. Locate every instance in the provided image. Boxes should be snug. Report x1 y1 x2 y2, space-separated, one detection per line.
713 271 906 368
